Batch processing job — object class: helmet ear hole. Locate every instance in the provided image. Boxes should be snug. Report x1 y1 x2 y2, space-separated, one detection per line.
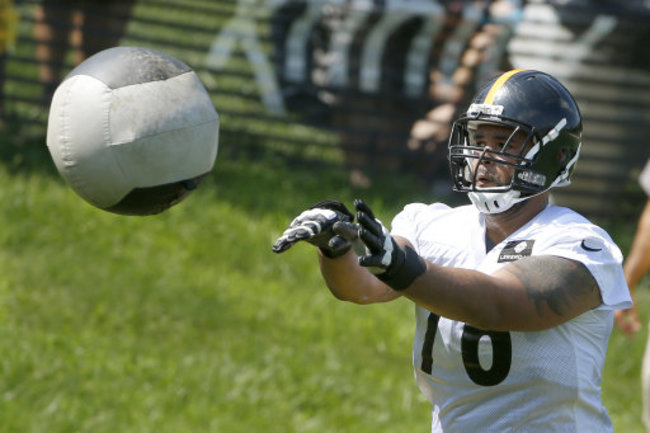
557 148 575 163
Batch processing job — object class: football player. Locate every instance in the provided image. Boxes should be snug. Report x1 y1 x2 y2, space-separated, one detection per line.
273 69 632 432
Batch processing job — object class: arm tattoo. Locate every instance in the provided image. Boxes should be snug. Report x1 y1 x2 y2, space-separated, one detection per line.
504 256 599 317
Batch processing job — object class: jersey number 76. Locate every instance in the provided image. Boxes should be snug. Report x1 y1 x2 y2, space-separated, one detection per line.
420 313 512 386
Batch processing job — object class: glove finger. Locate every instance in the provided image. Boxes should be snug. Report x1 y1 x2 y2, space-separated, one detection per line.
272 236 296 253
299 220 322 235
288 224 320 241
272 225 316 251
357 211 382 237
359 227 384 252
354 199 376 220
290 211 328 231
310 200 353 221
333 221 360 241
327 235 349 252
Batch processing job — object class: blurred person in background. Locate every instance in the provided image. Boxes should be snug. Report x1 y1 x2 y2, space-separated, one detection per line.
0 0 18 127
33 0 135 104
615 159 650 431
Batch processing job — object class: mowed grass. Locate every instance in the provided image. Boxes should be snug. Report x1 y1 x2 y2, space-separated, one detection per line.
0 136 434 433
0 135 648 432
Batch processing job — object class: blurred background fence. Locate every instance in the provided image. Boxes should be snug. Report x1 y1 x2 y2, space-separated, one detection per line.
1 0 649 222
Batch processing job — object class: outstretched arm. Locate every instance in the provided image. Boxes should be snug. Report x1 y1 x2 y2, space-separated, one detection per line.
318 249 401 304
404 249 601 331
273 199 604 330
353 200 603 332
615 199 650 336
272 199 401 305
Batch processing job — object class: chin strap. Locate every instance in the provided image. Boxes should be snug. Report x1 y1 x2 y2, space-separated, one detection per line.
468 189 523 214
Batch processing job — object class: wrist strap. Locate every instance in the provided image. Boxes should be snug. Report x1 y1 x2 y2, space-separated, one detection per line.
378 245 426 291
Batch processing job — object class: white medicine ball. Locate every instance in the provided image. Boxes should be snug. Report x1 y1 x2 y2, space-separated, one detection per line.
46 46 219 215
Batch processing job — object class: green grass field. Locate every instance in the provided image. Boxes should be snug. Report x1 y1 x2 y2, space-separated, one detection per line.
0 130 648 432
0 132 430 433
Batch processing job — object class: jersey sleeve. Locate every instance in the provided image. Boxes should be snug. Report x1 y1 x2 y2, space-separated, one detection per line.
390 202 450 246
540 227 631 310
390 203 427 243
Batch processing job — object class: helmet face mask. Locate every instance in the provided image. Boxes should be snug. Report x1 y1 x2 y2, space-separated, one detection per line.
451 116 549 195
447 70 583 214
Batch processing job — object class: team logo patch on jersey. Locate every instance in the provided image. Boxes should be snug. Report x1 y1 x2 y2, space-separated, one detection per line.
581 236 604 252
498 240 535 262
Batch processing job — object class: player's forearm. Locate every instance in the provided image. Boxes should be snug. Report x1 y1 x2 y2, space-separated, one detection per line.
318 250 399 304
402 255 601 332
402 262 512 330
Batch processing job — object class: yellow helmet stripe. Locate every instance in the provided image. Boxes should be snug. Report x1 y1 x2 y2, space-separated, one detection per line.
483 69 527 104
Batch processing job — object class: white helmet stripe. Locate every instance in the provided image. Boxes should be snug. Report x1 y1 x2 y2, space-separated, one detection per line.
549 141 582 188
541 118 567 145
524 142 540 160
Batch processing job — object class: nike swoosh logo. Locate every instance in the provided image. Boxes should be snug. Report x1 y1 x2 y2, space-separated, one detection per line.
581 239 602 252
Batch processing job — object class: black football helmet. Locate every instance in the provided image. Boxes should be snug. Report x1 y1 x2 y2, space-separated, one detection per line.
448 69 583 214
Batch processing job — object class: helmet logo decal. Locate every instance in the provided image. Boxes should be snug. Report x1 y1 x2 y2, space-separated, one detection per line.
517 171 546 186
467 103 504 117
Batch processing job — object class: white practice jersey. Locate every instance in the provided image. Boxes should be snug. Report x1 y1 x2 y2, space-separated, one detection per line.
391 203 632 433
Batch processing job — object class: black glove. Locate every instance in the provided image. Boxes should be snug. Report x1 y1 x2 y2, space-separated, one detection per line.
354 199 426 291
272 200 355 258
